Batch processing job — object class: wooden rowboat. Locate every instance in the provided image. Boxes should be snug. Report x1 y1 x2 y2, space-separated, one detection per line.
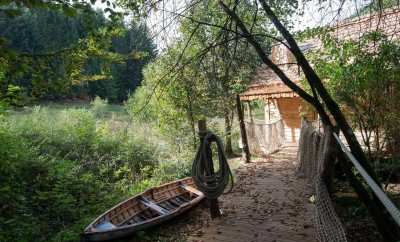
82 177 204 241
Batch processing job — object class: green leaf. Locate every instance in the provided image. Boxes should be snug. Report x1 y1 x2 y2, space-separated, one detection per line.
62 5 77 16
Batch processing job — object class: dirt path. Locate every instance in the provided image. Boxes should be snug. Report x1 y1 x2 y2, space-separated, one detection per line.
123 144 317 242
186 144 316 242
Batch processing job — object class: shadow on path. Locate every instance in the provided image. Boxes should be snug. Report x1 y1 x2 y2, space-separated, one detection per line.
186 144 316 242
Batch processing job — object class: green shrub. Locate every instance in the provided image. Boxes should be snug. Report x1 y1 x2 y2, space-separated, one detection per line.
90 96 108 118
10 107 96 158
0 101 8 116
4 84 25 106
57 109 97 151
0 105 194 242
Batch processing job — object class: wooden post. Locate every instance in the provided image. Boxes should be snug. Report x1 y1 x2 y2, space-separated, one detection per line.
198 119 221 219
245 101 251 121
265 100 271 123
236 95 251 163
273 99 281 119
268 100 271 121
248 101 254 122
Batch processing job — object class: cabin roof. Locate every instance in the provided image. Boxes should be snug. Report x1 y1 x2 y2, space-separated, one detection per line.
240 7 400 101
240 66 300 101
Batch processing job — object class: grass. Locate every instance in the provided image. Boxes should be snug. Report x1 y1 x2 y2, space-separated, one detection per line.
0 99 245 242
0 99 194 242
10 99 128 121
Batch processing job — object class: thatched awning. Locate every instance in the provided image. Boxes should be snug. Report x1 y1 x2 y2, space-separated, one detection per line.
240 66 300 101
240 83 298 101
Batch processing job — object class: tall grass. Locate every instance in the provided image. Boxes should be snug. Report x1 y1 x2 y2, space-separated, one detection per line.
0 101 192 242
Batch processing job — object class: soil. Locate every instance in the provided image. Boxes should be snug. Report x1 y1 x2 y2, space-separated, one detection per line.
333 182 400 242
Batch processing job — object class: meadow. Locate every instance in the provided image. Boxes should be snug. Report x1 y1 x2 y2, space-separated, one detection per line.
0 98 195 242
0 98 242 242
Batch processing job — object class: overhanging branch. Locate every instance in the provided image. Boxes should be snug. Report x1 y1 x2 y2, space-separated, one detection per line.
218 0 332 125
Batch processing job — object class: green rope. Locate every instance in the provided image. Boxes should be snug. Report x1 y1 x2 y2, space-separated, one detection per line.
192 131 234 199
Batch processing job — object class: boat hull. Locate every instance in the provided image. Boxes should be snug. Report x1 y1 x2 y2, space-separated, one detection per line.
83 177 204 241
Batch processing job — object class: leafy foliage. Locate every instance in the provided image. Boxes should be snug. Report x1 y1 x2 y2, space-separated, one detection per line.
0 103 192 242
308 30 400 169
127 0 269 154
356 0 400 16
90 95 109 117
0 6 155 103
88 22 156 102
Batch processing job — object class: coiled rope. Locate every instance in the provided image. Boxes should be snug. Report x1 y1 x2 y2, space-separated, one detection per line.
192 131 234 199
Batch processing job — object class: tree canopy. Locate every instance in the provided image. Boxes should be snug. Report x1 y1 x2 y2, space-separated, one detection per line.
0 4 156 104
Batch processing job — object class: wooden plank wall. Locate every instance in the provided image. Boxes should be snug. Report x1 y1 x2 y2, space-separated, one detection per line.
277 97 302 143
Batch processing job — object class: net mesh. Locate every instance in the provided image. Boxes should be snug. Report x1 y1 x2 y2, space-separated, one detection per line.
245 119 285 156
297 120 348 242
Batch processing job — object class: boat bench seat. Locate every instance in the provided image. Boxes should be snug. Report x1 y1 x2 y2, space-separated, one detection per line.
94 221 116 231
139 197 169 215
180 185 203 196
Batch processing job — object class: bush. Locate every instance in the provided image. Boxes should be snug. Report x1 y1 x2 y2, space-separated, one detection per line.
90 96 108 118
0 111 121 242
0 105 192 242
11 107 96 157
0 101 8 116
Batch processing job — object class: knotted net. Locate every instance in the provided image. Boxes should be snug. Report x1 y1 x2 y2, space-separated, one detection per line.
245 119 285 157
297 120 347 242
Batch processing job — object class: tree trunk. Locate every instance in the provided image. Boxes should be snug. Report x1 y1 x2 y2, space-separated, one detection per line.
185 86 197 149
236 95 251 163
387 131 400 158
224 110 234 157
190 113 196 149
257 0 378 181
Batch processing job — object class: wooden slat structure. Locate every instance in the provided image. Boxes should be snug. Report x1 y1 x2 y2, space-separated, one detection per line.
240 67 300 101
239 64 313 144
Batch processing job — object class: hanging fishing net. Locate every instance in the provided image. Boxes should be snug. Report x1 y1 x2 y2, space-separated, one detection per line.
297 120 348 242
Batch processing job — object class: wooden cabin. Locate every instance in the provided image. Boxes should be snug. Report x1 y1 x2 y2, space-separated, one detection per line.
240 44 318 144
240 7 400 147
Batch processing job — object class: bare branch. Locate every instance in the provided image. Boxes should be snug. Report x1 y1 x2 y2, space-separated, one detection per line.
158 7 287 47
218 1 318 108
133 33 247 114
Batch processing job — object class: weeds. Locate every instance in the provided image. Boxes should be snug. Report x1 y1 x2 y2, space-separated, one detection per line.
0 100 192 242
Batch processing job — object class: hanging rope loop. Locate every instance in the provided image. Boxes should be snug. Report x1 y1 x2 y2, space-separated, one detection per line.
192 131 234 199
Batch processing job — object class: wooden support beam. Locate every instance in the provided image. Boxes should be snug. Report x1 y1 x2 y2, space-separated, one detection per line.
198 119 221 219
248 101 254 122
236 95 251 163
244 101 251 121
265 100 271 123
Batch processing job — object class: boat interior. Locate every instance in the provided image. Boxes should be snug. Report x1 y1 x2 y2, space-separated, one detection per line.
90 179 201 232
